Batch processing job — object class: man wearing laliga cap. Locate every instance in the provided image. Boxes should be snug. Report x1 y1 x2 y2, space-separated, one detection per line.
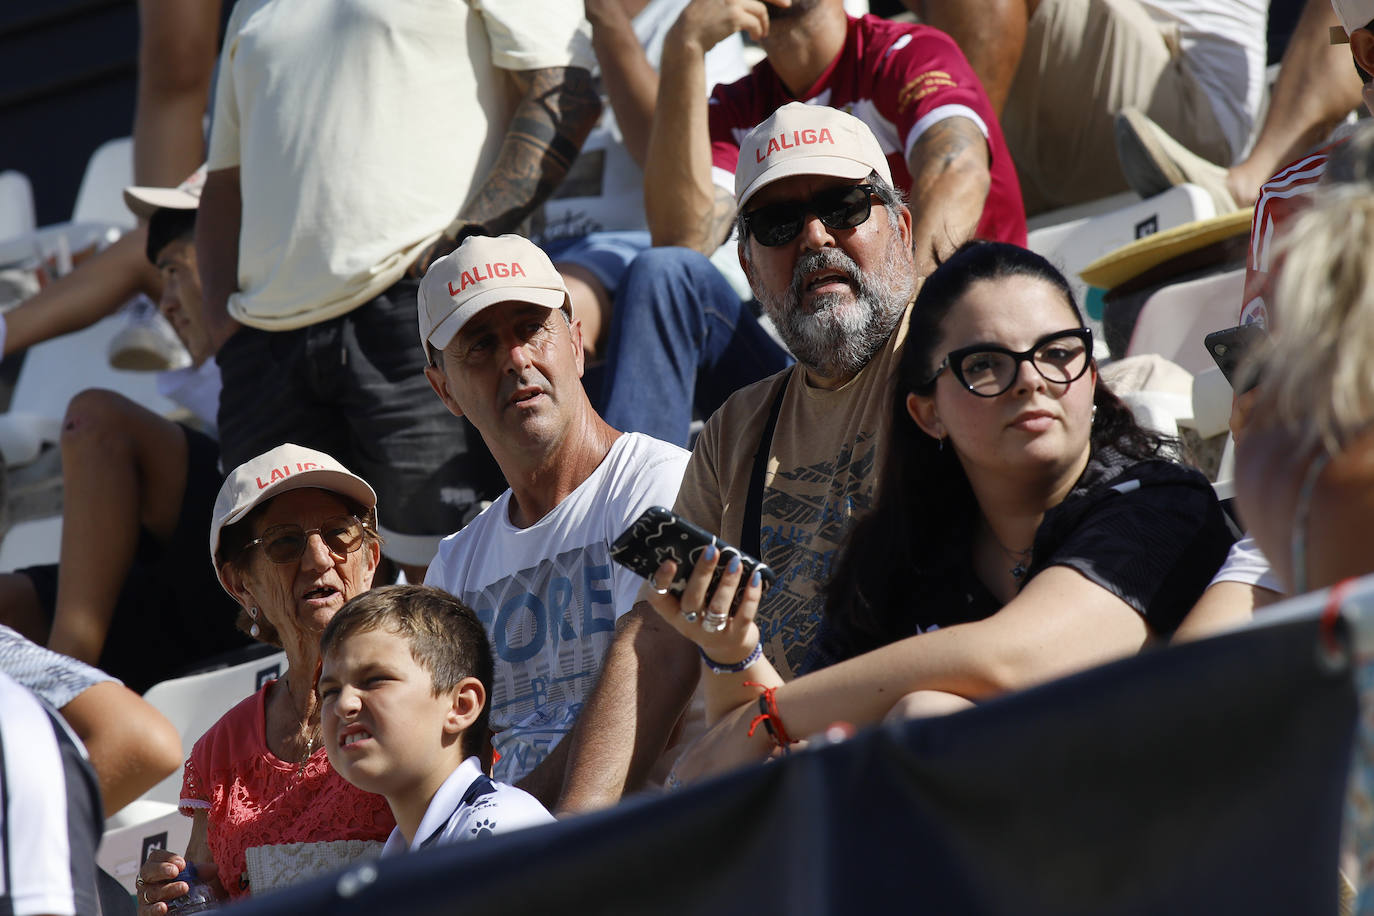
552 102 921 813
417 234 689 801
642 0 1023 268
0 167 250 693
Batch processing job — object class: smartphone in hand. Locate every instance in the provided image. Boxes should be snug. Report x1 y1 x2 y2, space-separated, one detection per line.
1204 324 1271 394
610 506 776 601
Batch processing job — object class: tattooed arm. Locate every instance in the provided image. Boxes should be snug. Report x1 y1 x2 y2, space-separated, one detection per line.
905 115 991 280
411 66 601 275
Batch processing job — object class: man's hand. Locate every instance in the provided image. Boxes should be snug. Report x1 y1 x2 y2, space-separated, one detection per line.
672 0 791 51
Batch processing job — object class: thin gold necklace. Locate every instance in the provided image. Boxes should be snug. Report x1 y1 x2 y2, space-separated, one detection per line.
282 678 320 778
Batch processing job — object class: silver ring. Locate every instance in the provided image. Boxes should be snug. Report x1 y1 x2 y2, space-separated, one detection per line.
682 609 700 623
702 612 729 633
651 582 670 596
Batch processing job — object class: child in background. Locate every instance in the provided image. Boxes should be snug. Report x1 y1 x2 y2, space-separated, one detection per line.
319 585 553 855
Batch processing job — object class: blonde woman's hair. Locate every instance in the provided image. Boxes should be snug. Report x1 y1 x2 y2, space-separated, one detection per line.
1263 184 1374 453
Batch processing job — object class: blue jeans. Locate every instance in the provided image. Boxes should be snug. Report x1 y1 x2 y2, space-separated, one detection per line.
597 247 794 446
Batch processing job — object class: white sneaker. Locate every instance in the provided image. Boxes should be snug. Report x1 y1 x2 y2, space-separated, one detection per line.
107 296 191 371
1114 108 1242 214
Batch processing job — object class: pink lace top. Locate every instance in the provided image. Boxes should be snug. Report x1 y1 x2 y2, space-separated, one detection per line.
179 681 394 898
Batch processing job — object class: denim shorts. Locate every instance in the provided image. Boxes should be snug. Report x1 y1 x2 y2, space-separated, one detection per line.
540 230 650 296
215 277 506 564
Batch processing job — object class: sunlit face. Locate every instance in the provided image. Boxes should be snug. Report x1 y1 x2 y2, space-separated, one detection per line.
229 488 380 648
739 175 915 383
424 302 584 455
320 626 467 799
154 238 214 365
909 275 1096 480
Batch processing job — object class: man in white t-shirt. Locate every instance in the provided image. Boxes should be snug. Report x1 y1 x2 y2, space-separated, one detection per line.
417 235 689 803
198 1 602 579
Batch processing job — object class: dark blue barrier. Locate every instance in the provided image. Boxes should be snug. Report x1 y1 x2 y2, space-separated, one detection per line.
229 616 1354 915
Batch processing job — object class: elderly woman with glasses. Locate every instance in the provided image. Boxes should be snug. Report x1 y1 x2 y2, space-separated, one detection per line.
135 444 394 912
651 241 1235 783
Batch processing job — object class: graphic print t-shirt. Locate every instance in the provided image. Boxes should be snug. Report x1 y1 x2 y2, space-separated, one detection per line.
425 433 688 783
674 308 910 679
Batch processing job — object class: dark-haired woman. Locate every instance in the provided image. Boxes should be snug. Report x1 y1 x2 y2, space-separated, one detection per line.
649 241 1235 781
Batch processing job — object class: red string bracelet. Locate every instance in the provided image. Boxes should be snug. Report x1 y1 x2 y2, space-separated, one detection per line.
1319 577 1357 667
743 681 796 752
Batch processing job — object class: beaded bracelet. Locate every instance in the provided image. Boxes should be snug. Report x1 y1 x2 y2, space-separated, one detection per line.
699 642 763 675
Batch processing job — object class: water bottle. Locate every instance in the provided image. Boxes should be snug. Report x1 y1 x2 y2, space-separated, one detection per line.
165 863 217 913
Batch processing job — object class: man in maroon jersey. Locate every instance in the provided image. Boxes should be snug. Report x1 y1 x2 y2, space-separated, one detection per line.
642 0 1025 278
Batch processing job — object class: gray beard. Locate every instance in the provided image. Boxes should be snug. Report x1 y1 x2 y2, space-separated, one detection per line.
759 243 914 381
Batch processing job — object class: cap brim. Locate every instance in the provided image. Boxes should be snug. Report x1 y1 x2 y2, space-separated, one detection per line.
209 469 377 580
1078 209 1252 290
123 185 200 219
426 286 570 350
737 156 875 208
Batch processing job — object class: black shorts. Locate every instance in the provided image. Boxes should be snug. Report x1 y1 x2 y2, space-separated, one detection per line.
19 424 252 693
214 278 507 566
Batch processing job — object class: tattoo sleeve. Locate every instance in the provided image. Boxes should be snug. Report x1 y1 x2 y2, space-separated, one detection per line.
457 66 602 235
910 116 989 175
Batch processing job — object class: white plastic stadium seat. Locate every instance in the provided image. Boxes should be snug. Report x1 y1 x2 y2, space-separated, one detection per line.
0 170 36 243
1028 185 1215 316
71 137 136 230
140 651 288 806
1125 268 1244 378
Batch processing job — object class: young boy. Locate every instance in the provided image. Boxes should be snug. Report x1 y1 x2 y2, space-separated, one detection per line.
319 584 553 855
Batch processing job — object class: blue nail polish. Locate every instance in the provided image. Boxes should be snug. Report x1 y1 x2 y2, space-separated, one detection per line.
750 570 762 587
704 545 718 562
727 555 741 574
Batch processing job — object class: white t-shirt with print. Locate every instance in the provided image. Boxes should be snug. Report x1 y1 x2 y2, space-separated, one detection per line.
425 432 688 783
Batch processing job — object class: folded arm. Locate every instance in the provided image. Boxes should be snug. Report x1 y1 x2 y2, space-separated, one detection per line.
658 558 1149 781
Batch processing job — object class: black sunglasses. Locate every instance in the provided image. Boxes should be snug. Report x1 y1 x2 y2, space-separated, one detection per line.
927 328 1093 397
742 184 880 247
244 515 369 564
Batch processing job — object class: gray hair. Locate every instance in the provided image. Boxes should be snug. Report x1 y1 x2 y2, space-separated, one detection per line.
1261 183 1374 452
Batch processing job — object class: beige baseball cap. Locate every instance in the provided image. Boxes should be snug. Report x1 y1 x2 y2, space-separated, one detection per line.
734 102 893 209
123 164 207 219
418 234 572 352
209 443 377 581
1332 0 1374 35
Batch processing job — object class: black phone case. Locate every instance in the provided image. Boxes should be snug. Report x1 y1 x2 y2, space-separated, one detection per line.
610 506 776 599
1204 324 1269 392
